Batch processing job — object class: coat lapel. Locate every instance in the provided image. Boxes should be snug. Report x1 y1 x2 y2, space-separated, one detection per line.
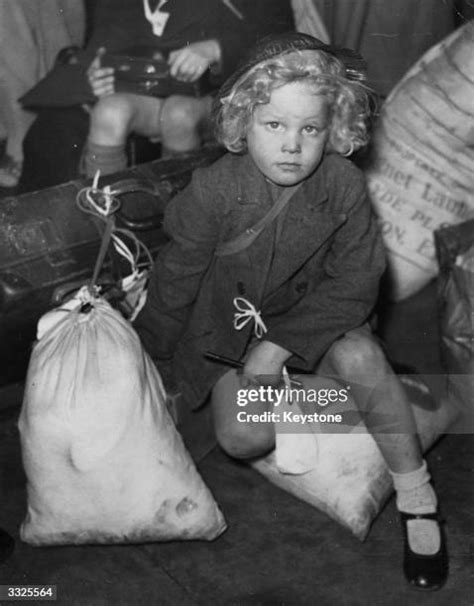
224 155 347 305
226 157 276 304
244 156 344 296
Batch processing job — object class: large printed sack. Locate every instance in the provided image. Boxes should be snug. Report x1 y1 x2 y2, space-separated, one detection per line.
251 374 458 541
19 288 226 546
435 219 474 422
365 21 474 301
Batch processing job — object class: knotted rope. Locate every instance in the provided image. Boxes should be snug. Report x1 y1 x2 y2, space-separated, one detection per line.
233 297 268 339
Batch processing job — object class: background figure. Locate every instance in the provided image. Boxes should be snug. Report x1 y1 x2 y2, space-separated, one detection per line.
81 0 294 177
290 0 330 43
311 0 461 98
0 0 85 188
15 0 292 189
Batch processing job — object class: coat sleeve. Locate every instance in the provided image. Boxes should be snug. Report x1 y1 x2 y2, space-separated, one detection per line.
134 169 221 376
264 170 386 370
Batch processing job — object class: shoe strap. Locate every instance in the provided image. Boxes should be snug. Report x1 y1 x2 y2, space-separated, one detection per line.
400 511 443 523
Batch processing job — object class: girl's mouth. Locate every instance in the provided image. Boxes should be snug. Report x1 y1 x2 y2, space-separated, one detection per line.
277 162 301 170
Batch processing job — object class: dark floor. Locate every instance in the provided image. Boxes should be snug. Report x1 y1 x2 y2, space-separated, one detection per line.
0 280 473 606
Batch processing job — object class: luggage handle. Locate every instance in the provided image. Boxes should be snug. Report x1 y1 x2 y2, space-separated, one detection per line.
111 178 164 231
116 212 163 232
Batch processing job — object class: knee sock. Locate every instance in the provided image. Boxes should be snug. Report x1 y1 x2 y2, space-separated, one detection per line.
81 140 127 178
390 460 441 555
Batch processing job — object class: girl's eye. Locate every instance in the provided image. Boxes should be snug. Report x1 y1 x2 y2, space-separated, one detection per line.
303 125 320 135
267 121 281 130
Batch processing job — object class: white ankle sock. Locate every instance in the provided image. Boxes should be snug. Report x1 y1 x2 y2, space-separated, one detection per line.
390 461 441 555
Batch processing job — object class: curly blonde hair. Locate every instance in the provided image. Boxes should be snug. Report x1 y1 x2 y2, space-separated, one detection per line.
214 49 372 156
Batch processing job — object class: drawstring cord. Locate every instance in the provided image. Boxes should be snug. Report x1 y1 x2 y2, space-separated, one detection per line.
233 297 267 339
232 297 317 475
234 297 294 396
76 171 153 293
232 296 291 383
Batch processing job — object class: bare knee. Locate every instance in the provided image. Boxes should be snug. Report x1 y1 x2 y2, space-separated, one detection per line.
89 94 135 142
162 96 202 132
215 422 275 460
326 331 388 378
211 370 275 459
161 96 207 150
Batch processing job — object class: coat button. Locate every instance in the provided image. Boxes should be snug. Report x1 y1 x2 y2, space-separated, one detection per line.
237 281 246 295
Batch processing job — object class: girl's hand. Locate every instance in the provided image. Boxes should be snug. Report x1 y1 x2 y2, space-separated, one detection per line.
87 47 115 98
240 340 292 389
168 40 221 82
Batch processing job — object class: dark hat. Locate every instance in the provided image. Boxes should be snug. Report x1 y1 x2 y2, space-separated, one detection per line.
217 31 367 102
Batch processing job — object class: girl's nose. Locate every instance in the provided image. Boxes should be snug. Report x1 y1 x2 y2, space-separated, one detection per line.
281 132 301 153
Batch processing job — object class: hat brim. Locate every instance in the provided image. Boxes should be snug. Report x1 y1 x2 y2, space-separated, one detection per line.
216 31 367 103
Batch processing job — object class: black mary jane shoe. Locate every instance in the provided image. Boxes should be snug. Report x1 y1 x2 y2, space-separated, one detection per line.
0 528 14 564
401 511 448 591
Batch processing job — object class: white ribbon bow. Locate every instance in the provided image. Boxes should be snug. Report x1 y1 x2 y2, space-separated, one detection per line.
233 297 267 339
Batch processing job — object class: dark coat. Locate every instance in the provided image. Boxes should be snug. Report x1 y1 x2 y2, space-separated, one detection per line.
135 152 386 409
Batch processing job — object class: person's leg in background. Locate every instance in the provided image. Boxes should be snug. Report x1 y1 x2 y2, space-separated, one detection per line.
82 93 162 178
0 1 39 188
160 95 213 157
0 0 85 188
318 325 448 590
0 84 34 188
82 92 213 178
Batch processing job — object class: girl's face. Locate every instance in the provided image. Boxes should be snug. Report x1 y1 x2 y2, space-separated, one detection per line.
246 80 330 186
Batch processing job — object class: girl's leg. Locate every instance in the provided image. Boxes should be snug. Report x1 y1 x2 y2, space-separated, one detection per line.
211 369 275 460
82 93 164 177
318 326 447 589
160 95 213 156
318 325 423 472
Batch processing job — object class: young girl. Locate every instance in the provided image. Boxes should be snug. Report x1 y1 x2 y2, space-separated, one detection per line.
135 32 448 591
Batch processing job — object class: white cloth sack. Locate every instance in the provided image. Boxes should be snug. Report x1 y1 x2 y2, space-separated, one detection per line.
19 289 226 546
251 375 458 541
365 21 474 300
